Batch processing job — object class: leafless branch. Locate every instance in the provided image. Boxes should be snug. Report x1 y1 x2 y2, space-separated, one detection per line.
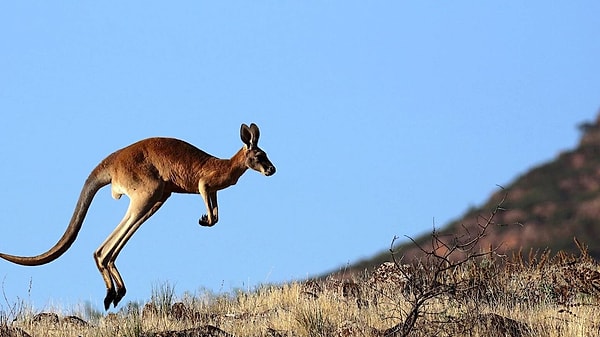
384 188 513 337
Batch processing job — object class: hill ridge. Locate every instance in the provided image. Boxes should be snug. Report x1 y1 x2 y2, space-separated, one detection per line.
338 112 600 276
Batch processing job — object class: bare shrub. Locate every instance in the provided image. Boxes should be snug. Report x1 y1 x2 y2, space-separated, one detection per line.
379 192 529 336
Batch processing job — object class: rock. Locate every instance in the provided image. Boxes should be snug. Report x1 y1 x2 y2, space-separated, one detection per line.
31 312 59 325
61 315 89 327
0 324 31 337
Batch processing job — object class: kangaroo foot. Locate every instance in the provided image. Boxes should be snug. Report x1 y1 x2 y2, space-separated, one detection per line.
104 288 116 311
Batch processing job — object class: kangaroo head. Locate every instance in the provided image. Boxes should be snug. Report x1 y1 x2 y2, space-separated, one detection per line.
240 123 276 176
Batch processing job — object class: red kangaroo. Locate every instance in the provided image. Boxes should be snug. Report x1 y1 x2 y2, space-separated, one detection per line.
0 123 276 309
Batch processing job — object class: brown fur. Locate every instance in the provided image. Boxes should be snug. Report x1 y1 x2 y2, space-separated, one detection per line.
0 123 275 310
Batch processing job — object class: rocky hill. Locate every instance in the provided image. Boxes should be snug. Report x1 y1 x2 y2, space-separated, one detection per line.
341 113 600 276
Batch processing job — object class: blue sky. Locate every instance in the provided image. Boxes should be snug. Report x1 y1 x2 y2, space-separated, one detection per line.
1 2 599 311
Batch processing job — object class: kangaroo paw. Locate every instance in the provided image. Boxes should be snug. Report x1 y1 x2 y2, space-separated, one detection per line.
199 215 213 227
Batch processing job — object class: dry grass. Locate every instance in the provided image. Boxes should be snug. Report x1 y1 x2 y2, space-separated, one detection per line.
3 247 600 337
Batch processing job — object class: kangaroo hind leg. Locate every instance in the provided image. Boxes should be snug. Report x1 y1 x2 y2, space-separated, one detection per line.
95 188 170 310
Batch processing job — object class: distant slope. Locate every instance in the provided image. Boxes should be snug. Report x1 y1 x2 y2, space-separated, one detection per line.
335 113 600 277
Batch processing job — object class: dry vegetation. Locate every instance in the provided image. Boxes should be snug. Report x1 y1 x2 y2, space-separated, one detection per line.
2 248 600 337
3 197 600 337
1 249 599 337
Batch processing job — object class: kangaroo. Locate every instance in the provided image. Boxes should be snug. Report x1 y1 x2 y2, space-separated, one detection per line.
0 123 276 310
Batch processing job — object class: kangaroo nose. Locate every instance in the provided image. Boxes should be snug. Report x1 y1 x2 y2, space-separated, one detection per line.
266 166 276 176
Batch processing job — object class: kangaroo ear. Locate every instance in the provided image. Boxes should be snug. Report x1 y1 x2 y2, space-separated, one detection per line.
240 124 252 148
249 123 260 143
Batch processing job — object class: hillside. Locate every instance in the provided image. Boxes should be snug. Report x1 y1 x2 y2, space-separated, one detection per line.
6 115 600 337
341 113 600 276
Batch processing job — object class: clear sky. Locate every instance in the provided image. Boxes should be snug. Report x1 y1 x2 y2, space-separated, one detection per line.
1 2 599 312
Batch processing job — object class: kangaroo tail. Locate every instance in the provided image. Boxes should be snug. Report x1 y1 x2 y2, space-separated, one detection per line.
0 164 111 266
